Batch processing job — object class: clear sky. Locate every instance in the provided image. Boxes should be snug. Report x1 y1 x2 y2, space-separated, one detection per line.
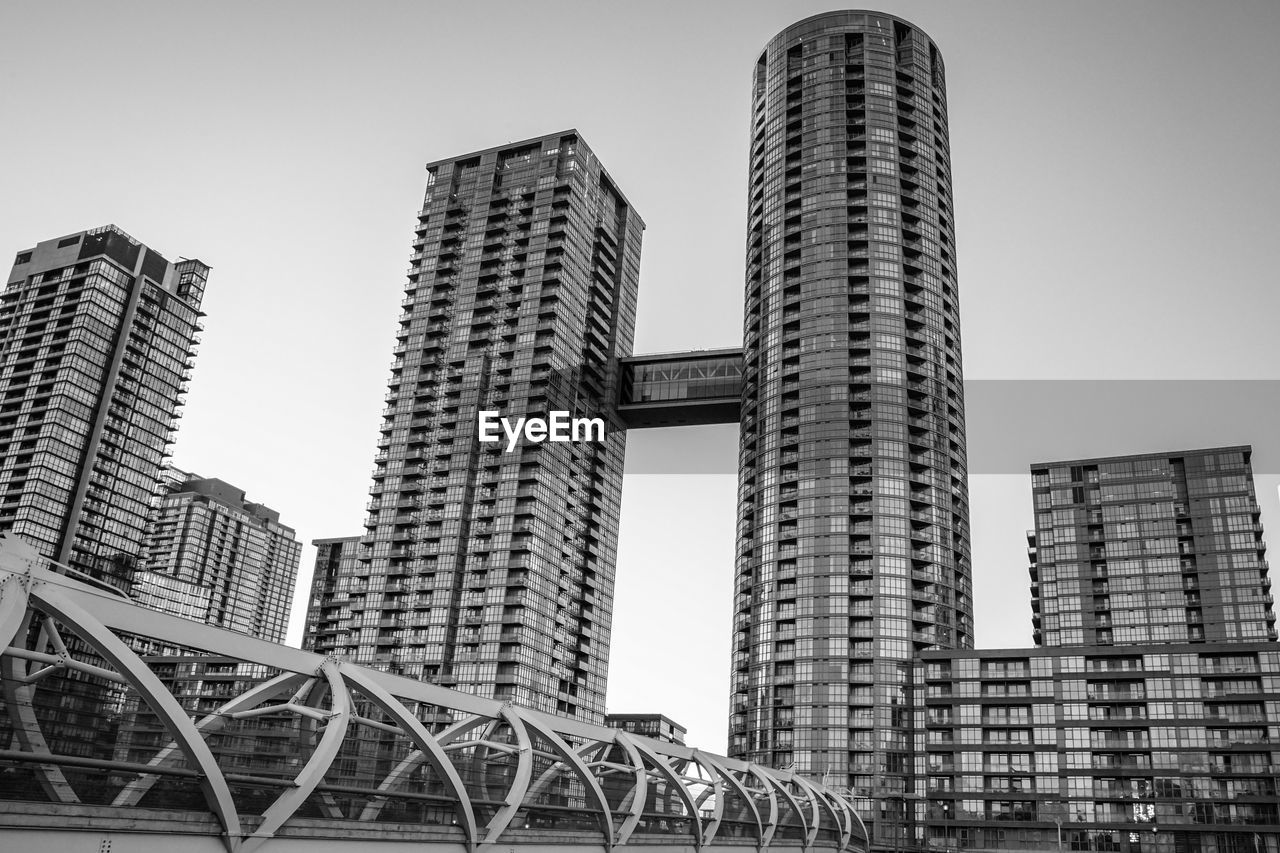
3 0 1279 754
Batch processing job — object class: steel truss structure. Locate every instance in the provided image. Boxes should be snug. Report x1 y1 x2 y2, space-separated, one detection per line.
0 535 867 852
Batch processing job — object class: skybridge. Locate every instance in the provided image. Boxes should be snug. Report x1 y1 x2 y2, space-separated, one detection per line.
617 348 744 428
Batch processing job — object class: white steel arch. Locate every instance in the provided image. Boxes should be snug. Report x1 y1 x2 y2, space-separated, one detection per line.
0 534 868 853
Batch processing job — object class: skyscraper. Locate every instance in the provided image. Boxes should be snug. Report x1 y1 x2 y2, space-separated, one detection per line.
133 469 302 642
1029 446 1276 647
0 226 206 762
306 131 643 722
0 226 207 588
728 10 972 817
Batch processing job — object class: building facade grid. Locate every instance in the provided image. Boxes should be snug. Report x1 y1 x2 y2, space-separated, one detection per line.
134 470 302 643
729 16 972 834
1029 447 1276 648
305 131 644 723
0 226 207 588
916 644 1280 853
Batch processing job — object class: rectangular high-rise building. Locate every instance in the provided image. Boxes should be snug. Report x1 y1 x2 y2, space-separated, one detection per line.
0 226 206 761
1029 447 1276 647
0 226 207 588
133 469 302 642
305 131 643 722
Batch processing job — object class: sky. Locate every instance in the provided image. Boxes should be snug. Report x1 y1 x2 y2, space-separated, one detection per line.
3 0 1280 754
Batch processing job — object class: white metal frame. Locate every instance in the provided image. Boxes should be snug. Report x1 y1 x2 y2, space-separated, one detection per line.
0 534 867 852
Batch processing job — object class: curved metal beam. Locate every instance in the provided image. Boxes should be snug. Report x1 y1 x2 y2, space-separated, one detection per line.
789 775 825 848
526 758 561 798
217 672 315 720
522 737 590 801
517 709 615 849
31 582 244 852
436 712 494 745
290 677 343 820
114 670 310 807
795 775 845 849
0 573 31 651
762 768 803 845
696 752 763 846
340 664 479 849
608 733 648 845
0 653 79 803
845 794 870 853
747 766 780 848
688 750 725 846
472 706 532 846
0 555 76 803
624 733 702 849
764 771 810 848
239 658 350 853
359 749 427 820
817 787 856 852
439 713 508 809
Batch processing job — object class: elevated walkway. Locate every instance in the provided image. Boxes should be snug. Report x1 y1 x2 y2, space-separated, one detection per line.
0 535 865 853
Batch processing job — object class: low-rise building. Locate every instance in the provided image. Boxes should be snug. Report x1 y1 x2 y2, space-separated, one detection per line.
914 643 1279 853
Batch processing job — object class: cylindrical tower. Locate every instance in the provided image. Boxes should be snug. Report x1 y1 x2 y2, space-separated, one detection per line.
729 9 972 839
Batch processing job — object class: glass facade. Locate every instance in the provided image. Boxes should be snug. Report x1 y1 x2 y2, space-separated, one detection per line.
0 226 207 589
304 535 364 650
306 131 644 723
620 352 743 404
1030 447 1276 647
916 645 1280 853
730 12 972 832
0 225 207 762
616 349 743 428
133 470 302 642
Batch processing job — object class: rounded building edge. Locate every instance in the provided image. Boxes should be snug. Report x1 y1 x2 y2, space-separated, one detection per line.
757 10 945 72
